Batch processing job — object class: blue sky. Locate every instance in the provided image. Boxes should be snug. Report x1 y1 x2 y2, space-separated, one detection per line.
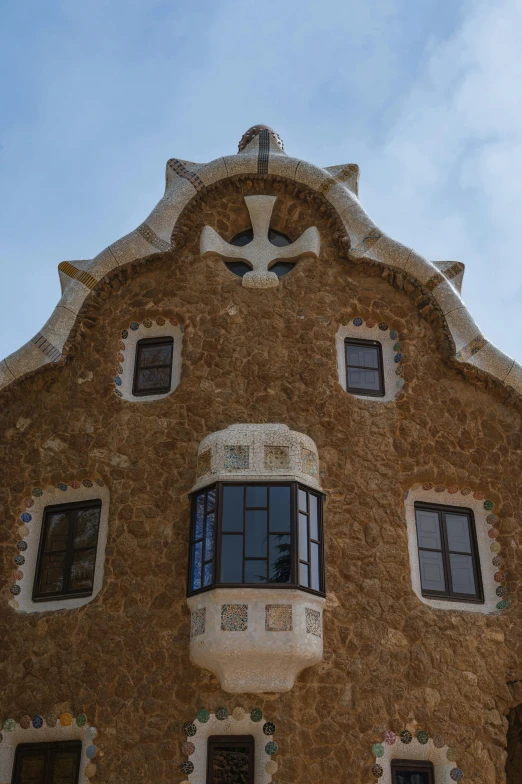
1 0 521 362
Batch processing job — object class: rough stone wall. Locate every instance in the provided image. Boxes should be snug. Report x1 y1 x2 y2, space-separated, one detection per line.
1 179 521 783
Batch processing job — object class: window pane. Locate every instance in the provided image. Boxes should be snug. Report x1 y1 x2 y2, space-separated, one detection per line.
207 488 216 511
299 513 308 562
446 513 472 553
138 343 173 367
70 549 96 591
298 489 307 513
39 552 66 594
52 750 79 784
245 559 267 583
18 753 46 784
393 771 431 784
246 485 267 507
346 344 379 368
222 486 244 531
44 513 69 552
269 486 291 531
194 494 205 540
347 367 380 391
203 562 213 587
311 542 320 591
299 562 309 587
74 508 100 549
309 494 319 540
245 510 267 557
269 534 291 583
415 509 442 550
191 541 202 590
137 366 171 390
221 535 243 582
204 512 215 561
419 549 446 592
450 554 476 595
211 746 251 784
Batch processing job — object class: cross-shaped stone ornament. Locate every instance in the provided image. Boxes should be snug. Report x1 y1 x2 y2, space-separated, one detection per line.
200 195 320 288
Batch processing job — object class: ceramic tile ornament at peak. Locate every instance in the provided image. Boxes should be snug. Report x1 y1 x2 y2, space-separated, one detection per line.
1 123 520 399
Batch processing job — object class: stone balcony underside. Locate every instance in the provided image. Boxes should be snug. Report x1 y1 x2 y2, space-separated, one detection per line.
187 588 324 693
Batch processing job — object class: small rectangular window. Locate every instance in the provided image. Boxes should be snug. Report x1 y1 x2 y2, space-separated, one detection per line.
12 741 82 784
344 338 384 396
391 759 434 784
207 736 254 784
415 502 483 603
33 501 101 601
132 337 174 396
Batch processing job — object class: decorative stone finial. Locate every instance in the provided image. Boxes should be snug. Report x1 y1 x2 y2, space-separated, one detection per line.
238 125 284 152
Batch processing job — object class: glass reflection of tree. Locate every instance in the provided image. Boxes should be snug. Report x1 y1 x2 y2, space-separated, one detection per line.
270 535 291 583
212 749 250 784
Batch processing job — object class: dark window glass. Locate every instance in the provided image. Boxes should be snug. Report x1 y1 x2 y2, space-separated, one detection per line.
207 736 254 784
12 741 82 784
227 229 294 278
344 338 385 396
132 337 174 396
415 502 483 603
188 483 324 596
391 759 434 784
34 502 101 601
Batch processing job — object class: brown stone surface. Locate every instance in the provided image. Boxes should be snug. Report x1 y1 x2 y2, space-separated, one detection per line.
1 178 522 783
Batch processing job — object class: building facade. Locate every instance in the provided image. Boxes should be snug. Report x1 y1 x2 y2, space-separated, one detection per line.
1 126 522 784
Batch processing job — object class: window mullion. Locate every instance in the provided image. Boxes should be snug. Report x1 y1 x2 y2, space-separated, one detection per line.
63 510 76 594
439 510 453 598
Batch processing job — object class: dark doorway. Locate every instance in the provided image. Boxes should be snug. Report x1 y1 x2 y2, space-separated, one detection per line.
506 704 522 782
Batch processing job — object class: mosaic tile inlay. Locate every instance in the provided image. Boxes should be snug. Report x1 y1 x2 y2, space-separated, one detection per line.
305 607 321 637
265 604 292 632
191 608 206 637
197 448 212 478
224 445 249 470
221 604 248 631
301 448 318 477
264 445 290 470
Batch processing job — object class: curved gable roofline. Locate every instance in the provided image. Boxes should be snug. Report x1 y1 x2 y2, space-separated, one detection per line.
1 130 521 396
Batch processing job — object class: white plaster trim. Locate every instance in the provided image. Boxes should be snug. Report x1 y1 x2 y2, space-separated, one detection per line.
0 719 97 784
187 588 324 693
335 320 403 403
10 483 109 614
405 487 499 614
188 712 274 784
192 424 321 493
116 320 182 402
376 736 457 784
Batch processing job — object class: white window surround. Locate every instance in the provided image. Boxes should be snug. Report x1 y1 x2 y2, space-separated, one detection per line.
335 319 404 402
115 320 183 402
187 712 275 784
375 735 457 784
0 717 97 784
10 482 110 614
405 486 499 614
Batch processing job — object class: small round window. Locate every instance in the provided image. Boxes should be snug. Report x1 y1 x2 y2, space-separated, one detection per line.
226 228 295 278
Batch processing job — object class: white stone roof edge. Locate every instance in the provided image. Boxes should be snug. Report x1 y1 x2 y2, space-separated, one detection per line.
1 134 521 397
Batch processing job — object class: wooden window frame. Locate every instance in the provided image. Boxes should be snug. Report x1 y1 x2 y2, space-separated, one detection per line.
132 336 174 397
344 337 385 397
415 501 484 604
33 500 102 602
12 740 82 784
187 482 325 598
391 759 434 783
207 735 254 784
